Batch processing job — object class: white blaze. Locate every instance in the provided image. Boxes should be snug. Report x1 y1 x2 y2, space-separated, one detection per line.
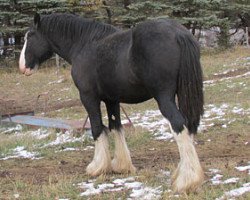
19 32 29 73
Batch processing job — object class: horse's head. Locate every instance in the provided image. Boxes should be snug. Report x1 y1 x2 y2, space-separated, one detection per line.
19 13 53 76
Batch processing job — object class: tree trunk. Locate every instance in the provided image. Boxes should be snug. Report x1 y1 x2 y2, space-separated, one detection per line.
124 0 131 10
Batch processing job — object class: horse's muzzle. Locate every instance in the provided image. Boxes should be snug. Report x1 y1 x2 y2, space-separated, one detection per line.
19 65 33 76
23 68 33 76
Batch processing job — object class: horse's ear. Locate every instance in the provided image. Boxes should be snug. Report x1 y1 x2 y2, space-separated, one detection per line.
34 13 41 29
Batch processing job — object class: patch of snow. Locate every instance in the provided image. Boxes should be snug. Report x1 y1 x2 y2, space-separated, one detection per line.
0 124 22 134
160 170 171 177
0 146 40 160
223 178 239 184
56 147 79 152
29 128 50 139
199 104 250 132
211 175 240 186
154 132 173 140
83 146 94 151
125 102 248 137
48 78 64 85
216 182 250 200
235 165 250 172
124 181 143 189
235 163 250 174
60 88 70 92
44 131 84 147
204 71 250 86
210 174 223 185
113 177 135 186
122 110 173 141
97 183 115 190
78 177 162 199
128 186 162 200
209 168 221 174
222 124 227 128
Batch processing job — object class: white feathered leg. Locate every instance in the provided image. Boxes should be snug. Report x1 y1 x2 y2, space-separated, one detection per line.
86 131 111 176
111 129 136 173
171 126 204 193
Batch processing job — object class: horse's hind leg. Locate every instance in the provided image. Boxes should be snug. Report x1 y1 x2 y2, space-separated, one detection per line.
156 95 204 193
80 94 111 176
106 102 136 174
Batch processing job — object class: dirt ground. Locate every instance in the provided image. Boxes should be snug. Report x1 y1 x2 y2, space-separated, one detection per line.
0 47 250 199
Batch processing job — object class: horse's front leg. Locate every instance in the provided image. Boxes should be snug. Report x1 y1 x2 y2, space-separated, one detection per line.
80 94 111 176
106 102 136 174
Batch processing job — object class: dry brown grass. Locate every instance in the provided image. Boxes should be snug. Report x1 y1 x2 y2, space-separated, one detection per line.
0 47 250 199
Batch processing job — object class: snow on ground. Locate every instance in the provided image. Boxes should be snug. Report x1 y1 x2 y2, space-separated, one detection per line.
122 110 173 141
210 174 239 185
204 71 250 85
43 130 85 147
0 124 22 134
199 103 249 132
78 177 162 199
29 128 50 139
216 182 250 200
235 162 250 175
207 166 250 199
55 147 80 153
0 101 248 162
0 146 41 160
121 103 249 141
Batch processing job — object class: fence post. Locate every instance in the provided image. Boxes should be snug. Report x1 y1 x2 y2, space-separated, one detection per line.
246 27 249 48
56 54 60 75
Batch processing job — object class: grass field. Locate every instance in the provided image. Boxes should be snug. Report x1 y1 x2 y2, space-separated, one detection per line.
0 47 249 199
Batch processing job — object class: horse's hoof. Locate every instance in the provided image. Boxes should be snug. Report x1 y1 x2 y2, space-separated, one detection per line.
111 159 136 174
86 161 111 176
172 167 204 194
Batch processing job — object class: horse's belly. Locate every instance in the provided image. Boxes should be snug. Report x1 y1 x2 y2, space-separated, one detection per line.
120 92 152 104
104 86 152 104
101 84 152 104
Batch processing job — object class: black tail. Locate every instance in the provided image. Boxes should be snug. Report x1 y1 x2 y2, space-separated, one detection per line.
176 33 204 134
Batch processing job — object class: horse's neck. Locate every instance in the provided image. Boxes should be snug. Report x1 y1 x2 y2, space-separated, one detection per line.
47 37 76 64
44 23 118 64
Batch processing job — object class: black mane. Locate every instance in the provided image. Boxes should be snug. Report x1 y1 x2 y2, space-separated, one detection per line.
39 13 119 44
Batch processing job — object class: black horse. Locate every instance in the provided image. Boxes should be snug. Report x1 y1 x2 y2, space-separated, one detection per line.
19 13 204 193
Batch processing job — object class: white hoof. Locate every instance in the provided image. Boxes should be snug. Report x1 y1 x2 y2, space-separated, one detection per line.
172 163 204 193
111 158 136 174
